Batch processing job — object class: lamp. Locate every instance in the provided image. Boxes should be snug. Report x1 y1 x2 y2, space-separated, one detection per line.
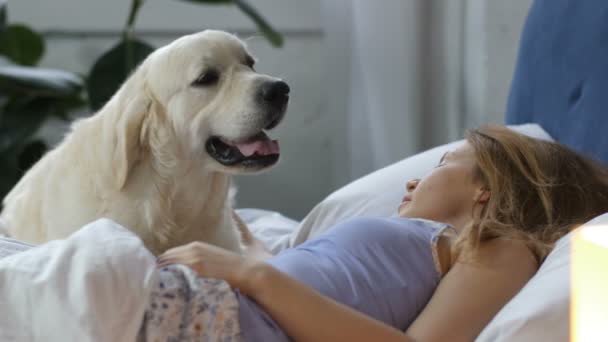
571 225 608 341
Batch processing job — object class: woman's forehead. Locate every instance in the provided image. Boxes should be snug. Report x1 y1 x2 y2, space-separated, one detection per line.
446 142 474 160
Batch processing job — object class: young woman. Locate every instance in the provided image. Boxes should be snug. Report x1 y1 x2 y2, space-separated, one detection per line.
145 125 608 341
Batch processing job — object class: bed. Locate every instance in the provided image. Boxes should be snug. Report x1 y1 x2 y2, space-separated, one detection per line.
2 0 608 341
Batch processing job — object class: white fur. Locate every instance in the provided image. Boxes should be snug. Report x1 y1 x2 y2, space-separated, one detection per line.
0 30 285 255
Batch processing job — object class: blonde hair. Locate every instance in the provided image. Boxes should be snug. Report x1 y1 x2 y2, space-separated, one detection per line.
455 125 608 263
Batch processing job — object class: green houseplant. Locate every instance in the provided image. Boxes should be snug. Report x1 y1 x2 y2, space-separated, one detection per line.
0 0 283 206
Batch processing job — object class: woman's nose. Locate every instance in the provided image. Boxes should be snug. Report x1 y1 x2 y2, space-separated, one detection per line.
406 179 419 192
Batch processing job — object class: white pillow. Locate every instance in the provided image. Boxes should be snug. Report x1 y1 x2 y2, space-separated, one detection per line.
285 123 554 247
476 212 608 342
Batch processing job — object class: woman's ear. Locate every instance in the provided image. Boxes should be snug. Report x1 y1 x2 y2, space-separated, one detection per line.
474 188 490 204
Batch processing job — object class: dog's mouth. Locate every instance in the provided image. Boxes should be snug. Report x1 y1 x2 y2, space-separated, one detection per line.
205 131 280 168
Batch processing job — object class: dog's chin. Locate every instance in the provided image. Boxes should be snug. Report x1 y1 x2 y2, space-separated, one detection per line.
205 131 280 173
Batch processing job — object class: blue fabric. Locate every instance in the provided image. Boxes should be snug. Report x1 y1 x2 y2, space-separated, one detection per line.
506 0 608 164
237 217 444 341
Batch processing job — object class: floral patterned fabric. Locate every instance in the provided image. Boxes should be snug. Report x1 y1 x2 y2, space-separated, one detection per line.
138 264 242 342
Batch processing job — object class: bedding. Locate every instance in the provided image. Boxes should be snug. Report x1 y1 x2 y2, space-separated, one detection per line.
0 217 279 342
0 237 33 259
0 219 156 342
139 265 241 341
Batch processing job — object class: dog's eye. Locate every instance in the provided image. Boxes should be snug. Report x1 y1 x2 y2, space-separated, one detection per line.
192 70 220 87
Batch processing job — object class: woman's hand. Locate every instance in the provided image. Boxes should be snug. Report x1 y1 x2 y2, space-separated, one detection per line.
157 241 263 294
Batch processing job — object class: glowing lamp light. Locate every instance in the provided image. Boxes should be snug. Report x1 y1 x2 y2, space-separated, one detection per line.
571 225 608 341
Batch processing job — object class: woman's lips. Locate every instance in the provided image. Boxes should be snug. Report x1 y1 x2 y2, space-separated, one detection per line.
398 196 411 213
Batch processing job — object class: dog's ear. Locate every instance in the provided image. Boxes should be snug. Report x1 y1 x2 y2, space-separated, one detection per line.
108 67 152 190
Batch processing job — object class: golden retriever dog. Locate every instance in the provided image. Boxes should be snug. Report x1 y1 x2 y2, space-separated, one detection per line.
0 30 289 255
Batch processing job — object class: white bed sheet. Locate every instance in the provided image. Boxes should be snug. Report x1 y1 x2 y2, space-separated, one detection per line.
0 219 157 342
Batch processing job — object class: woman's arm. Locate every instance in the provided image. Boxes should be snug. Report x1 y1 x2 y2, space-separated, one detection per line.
158 242 412 342
406 238 538 341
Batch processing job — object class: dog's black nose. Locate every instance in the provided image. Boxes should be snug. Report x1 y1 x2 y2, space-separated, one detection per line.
260 80 290 108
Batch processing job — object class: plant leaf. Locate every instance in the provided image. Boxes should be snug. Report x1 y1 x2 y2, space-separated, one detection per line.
17 139 47 173
51 94 87 121
0 65 84 97
0 1 7 32
0 151 20 206
233 0 283 47
0 97 54 153
125 0 145 31
87 38 154 111
0 24 45 66
0 139 46 205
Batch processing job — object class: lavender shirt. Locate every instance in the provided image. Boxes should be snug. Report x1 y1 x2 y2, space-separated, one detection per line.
236 217 447 341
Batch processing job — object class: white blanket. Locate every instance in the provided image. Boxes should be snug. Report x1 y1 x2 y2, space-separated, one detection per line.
0 219 158 342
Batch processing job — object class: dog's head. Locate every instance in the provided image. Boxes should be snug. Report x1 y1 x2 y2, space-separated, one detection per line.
108 30 289 189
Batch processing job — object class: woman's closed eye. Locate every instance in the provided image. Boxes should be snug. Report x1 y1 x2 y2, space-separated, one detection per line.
435 152 449 168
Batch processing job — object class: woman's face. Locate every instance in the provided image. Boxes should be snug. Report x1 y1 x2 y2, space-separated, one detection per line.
398 142 486 229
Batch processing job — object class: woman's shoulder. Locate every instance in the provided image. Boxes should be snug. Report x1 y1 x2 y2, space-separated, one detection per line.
436 236 539 277
472 238 539 271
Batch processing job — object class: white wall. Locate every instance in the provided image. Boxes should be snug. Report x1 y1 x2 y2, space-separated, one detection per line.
420 0 533 146
7 0 534 220
463 0 533 126
321 0 534 189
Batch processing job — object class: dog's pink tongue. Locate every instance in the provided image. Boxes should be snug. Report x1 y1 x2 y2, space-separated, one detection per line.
235 139 280 157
